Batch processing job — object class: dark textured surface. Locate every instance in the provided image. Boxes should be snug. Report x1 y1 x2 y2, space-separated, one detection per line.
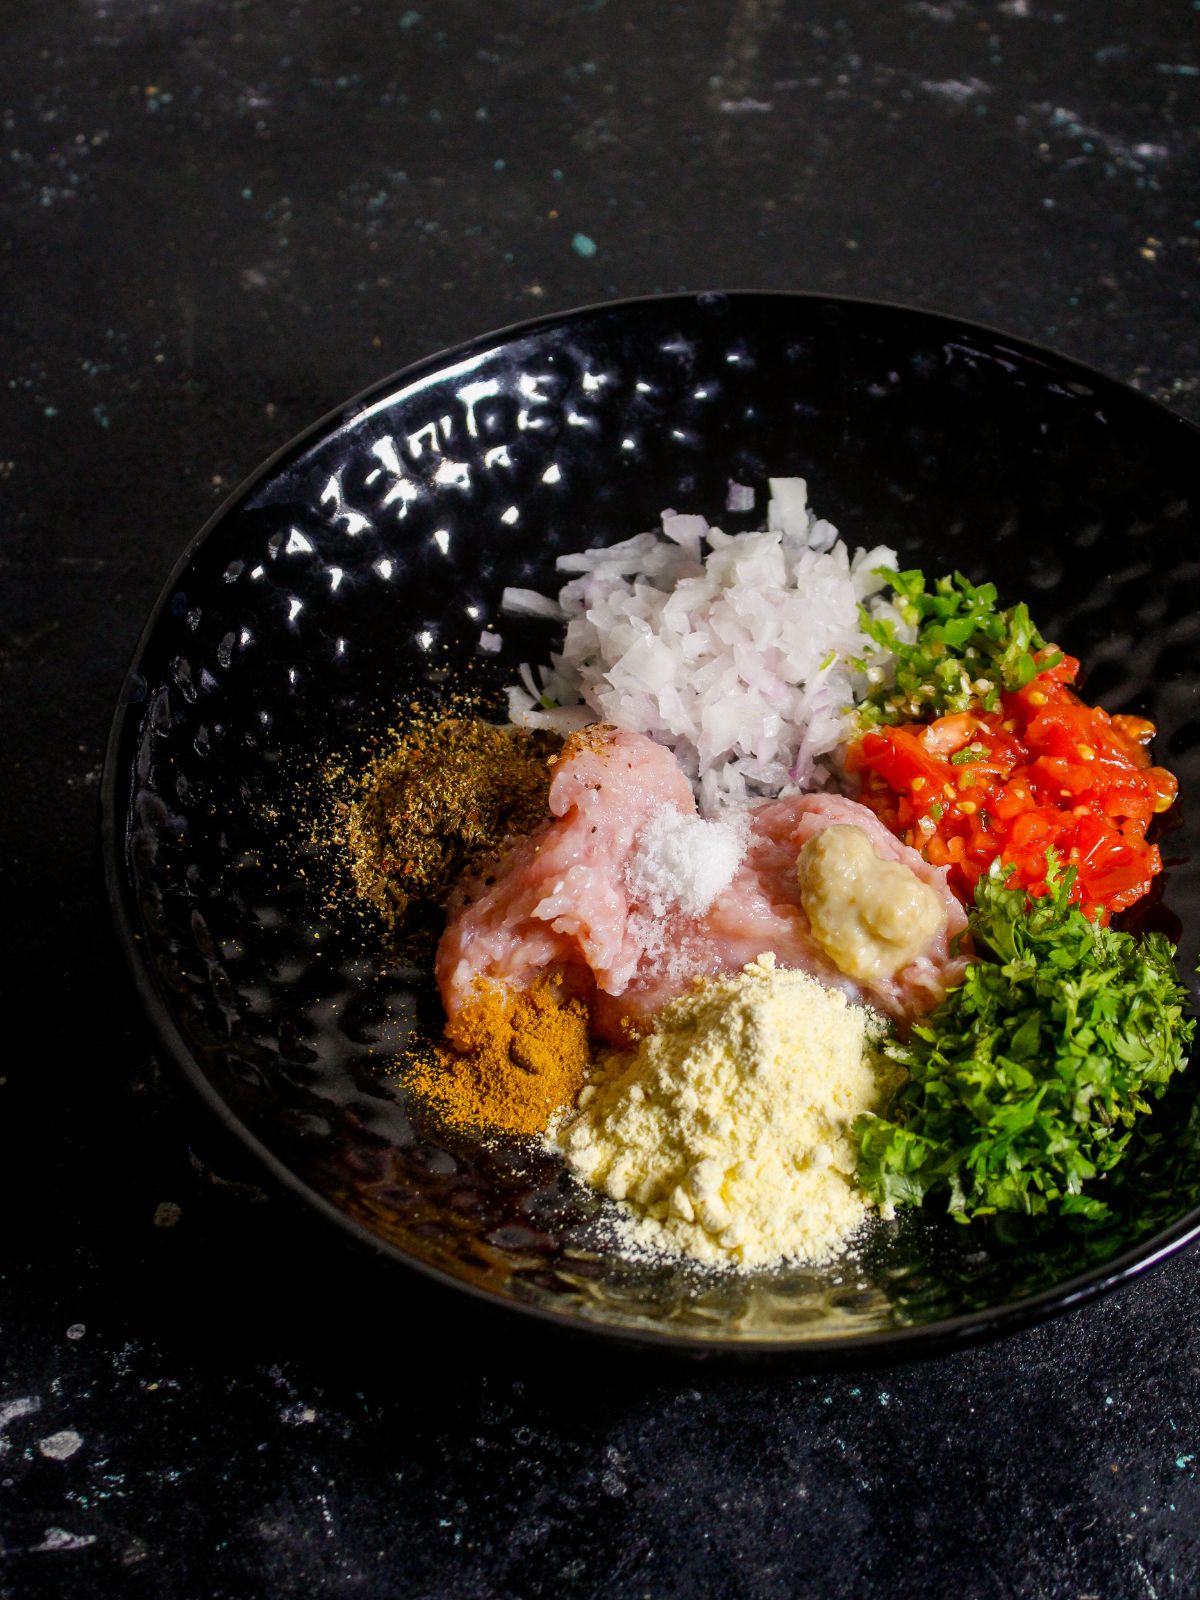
3 0 1200 1593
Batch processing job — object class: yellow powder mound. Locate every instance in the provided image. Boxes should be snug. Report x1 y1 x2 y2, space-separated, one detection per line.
405 976 591 1139
548 954 889 1271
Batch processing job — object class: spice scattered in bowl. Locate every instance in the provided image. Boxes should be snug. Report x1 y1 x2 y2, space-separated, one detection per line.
343 715 561 930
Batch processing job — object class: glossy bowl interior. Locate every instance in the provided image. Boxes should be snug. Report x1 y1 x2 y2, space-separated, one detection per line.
103 292 1200 1356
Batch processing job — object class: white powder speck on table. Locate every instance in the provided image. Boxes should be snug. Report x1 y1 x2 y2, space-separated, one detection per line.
38 1430 83 1461
548 954 891 1270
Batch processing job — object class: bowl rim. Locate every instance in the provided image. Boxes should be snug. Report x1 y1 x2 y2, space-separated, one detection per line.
100 288 1200 1360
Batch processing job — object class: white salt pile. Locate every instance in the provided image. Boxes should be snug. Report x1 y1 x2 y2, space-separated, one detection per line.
623 807 744 919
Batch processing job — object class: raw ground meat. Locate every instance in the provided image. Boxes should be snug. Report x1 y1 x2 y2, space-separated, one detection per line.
436 726 694 1019
436 726 969 1043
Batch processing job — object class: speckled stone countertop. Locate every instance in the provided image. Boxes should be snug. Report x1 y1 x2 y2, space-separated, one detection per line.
3 1 1199 1595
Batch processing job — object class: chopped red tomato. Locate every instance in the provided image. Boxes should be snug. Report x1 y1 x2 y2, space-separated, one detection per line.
846 657 1176 920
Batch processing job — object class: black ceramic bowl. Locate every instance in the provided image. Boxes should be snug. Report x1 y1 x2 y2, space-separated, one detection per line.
102 292 1200 1358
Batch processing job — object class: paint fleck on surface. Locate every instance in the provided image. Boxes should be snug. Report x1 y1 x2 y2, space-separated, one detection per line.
39 1429 83 1461
30 1528 97 1553
0 1396 41 1450
921 78 992 103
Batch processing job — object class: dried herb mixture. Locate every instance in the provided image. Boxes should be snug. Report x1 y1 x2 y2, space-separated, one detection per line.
343 715 561 931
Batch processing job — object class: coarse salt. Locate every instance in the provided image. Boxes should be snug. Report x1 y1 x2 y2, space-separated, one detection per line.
623 806 744 919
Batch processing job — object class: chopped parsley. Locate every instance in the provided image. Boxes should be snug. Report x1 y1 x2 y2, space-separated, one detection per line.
857 569 1064 726
855 859 1194 1221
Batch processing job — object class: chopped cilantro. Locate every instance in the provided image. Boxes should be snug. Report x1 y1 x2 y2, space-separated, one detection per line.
855 858 1194 1221
858 569 1064 726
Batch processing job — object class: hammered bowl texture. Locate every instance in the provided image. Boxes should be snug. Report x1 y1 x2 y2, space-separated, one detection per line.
105 294 1200 1351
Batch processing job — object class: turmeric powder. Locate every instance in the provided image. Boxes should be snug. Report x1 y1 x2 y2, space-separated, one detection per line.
404 975 591 1138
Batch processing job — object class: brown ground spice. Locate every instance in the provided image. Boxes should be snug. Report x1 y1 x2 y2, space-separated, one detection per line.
344 717 561 931
404 975 591 1138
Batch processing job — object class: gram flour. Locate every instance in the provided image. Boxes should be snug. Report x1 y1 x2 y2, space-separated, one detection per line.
549 954 887 1270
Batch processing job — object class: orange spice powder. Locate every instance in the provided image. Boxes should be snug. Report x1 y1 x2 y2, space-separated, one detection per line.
404 975 591 1139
